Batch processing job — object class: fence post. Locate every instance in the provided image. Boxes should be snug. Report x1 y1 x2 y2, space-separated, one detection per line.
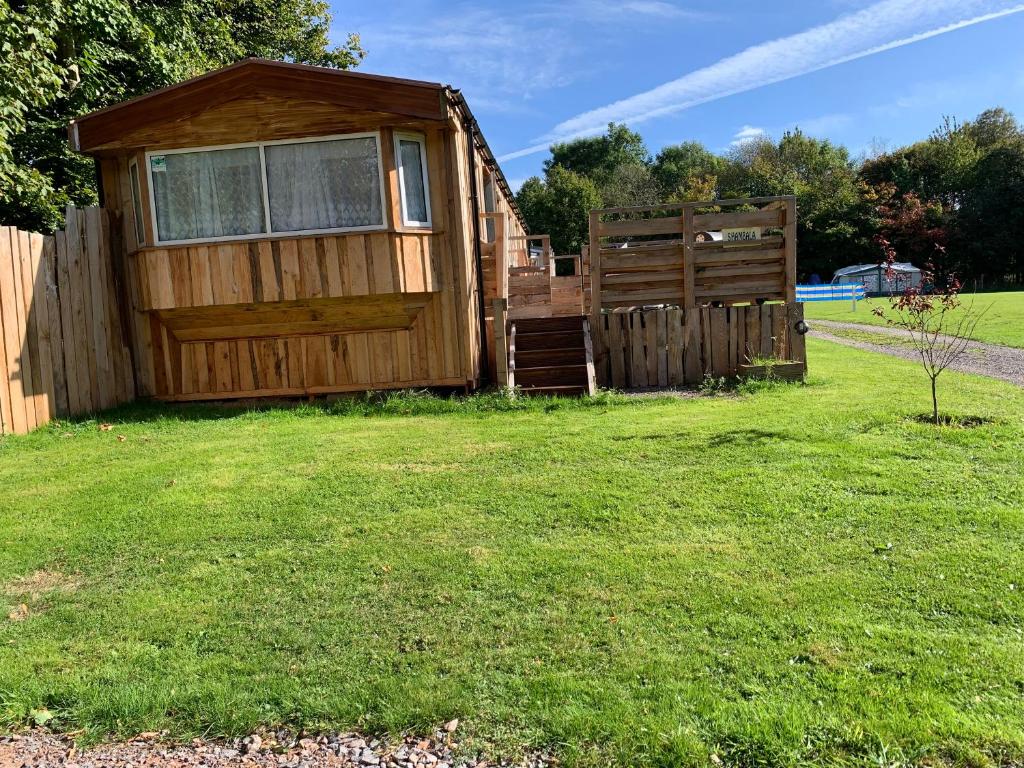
495 213 509 300
493 297 509 388
682 205 695 308
784 197 797 303
588 210 604 376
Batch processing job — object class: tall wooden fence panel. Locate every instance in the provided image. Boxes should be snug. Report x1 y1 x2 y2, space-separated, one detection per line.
588 196 797 314
0 208 134 435
596 303 806 390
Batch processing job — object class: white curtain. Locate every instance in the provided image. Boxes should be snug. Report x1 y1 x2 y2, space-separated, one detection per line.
152 147 265 241
398 139 428 223
265 137 383 232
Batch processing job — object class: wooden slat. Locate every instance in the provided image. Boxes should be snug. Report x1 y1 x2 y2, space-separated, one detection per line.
16 229 45 427
693 209 783 230
29 232 57 419
710 308 729 377
788 302 807 364
0 228 28 434
87 207 117 408
598 215 684 238
784 199 797 303
682 308 702 384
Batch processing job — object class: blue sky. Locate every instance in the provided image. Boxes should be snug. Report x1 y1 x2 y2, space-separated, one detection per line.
332 0 1024 189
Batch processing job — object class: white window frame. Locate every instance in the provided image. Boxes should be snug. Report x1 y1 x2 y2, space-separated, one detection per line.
393 132 432 228
128 158 146 246
145 132 388 246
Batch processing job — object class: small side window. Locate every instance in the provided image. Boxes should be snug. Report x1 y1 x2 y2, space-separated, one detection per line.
129 159 146 246
395 133 431 227
482 171 496 242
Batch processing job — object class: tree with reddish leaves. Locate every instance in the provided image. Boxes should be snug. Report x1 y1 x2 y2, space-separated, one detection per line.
873 236 985 425
872 184 950 280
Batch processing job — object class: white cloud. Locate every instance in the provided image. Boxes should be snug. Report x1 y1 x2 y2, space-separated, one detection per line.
498 0 1024 161
730 125 767 146
565 0 716 20
356 2 715 107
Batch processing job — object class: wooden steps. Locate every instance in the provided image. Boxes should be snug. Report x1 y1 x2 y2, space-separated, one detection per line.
509 315 595 396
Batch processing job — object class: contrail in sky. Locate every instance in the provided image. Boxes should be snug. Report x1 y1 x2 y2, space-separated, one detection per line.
498 0 1024 162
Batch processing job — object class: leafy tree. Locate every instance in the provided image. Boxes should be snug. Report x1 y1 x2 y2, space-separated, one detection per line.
516 167 601 256
727 130 872 279
966 107 1021 149
874 237 984 425
652 141 725 201
599 162 661 209
956 138 1024 286
1 0 364 232
544 123 649 185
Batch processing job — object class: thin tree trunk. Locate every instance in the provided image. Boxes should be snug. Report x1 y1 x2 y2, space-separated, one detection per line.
931 376 939 425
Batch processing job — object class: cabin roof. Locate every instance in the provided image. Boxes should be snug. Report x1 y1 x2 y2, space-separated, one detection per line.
69 58 525 230
70 59 447 153
833 262 919 277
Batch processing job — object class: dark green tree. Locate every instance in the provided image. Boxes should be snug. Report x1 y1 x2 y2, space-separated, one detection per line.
516 167 601 256
1 0 364 232
652 141 726 201
956 138 1024 285
543 123 649 185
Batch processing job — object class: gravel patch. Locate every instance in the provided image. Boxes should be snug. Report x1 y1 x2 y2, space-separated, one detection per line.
0 725 558 768
810 319 1024 387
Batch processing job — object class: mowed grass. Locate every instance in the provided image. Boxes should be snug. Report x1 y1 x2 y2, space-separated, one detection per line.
804 290 1024 348
1 339 1023 767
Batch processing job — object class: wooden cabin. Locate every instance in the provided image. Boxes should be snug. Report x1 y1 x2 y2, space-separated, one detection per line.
69 58 528 401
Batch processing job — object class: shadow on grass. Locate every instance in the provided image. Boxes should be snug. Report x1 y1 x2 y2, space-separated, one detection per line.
40 388 638 429
910 414 995 428
706 428 793 447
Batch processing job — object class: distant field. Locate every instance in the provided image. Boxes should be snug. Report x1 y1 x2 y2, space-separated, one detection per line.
804 291 1024 348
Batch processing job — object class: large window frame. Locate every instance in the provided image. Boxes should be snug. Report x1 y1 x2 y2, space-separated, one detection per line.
393 132 432 228
144 132 388 246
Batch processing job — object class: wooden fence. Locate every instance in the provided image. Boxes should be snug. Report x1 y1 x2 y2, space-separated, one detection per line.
597 303 806 389
588 197 797 313
507 265 584 320
0 208 134 435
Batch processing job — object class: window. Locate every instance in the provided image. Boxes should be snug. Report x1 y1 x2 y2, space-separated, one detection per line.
482 171 496 242
394 133 431 227
146 133 386 245
265 137 383 232
128 159 146 246
150 147 265 242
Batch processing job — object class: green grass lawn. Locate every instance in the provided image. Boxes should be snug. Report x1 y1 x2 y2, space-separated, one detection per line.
2 339 1023 767
804 290 1024 348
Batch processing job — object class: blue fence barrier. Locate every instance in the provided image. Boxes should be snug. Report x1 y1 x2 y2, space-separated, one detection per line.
796 284 866 302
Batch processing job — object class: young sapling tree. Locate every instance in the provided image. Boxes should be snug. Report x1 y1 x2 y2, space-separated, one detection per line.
872 238 985 425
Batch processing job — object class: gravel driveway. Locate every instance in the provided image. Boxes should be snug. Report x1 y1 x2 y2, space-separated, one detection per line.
0 727 556 768
810 319 1024 387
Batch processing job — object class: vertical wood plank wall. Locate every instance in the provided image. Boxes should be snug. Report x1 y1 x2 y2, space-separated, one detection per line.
94 115 528 401
597 303 807 389
0 211 134 435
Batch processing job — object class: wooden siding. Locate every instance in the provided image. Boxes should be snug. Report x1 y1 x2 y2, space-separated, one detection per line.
97 96 442 153
128 230 463 400
133 233 442 311
74 59 446 153
72 78 530 403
